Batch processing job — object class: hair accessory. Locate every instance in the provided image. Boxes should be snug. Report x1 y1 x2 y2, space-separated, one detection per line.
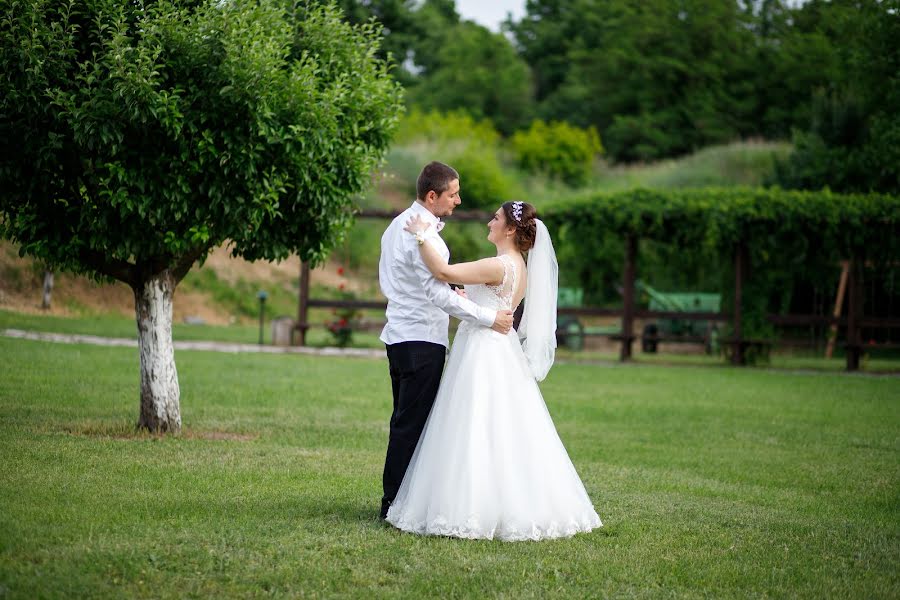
512 201 523 223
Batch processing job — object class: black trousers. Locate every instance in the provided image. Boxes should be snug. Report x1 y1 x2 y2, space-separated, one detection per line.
381 341 446 517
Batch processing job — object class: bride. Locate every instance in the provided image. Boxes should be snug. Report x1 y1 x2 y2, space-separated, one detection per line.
385 200 602 541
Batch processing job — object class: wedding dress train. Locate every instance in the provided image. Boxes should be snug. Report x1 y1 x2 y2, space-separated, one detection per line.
386 255 602 541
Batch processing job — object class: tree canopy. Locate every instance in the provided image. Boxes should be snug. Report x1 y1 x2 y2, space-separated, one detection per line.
405 20 533 135
773 0 900 194
0 0 404 431
1 0 403 282
328 0 899 192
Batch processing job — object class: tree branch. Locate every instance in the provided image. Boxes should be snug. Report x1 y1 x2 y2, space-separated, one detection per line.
171 245 210 284
78 249 138 288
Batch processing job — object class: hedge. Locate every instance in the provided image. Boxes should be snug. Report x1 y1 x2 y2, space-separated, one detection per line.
542 188 900 339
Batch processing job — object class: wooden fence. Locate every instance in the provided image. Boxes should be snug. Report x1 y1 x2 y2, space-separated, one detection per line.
292 210 898 371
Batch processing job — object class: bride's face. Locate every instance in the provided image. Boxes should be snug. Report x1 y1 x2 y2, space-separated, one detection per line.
487 209 514 245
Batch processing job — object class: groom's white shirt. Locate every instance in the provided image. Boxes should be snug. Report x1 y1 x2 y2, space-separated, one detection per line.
379 201 496 347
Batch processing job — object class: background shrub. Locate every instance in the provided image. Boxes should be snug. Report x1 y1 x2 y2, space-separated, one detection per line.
512 120 603 185
448 147 522 210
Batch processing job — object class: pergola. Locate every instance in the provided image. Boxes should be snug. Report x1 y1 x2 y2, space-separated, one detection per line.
294 189 899 371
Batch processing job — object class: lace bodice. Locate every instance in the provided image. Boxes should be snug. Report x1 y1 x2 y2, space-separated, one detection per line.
464 254 519 312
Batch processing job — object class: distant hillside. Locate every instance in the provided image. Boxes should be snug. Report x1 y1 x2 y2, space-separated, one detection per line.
591 140 792 191
0 242 367 325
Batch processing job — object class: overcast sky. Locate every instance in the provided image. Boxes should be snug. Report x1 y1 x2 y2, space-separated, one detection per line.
454 0 526 32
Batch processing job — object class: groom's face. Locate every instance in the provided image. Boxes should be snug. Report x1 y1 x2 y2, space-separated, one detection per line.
429 178 461 217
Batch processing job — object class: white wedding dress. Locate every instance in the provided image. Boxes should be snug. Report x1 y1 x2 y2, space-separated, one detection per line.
386 255 602 541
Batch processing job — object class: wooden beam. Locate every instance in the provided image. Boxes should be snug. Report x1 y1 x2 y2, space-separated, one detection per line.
825 260 849 359
732 242 747 366
620 235 637 361
846 257 862 371
295 261 311 346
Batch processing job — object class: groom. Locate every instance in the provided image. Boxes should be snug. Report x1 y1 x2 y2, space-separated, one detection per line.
378 161 514 519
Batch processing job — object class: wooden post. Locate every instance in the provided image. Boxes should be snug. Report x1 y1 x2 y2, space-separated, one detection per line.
620 234 637 361
825 261 849 359
296 261 310 346
732 242 746 366
846 256 862 371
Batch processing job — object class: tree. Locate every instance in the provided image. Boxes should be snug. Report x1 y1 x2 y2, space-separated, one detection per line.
0 0 404 432
332 0 419 86
323 1 537 134
741 0 840 139
773 0 900 193
407 20 534 135
510 0 761 161
510 0 893 162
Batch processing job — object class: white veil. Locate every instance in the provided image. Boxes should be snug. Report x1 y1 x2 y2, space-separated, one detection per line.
517 219 558 381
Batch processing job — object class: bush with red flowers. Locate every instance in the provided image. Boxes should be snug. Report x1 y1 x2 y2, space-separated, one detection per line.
326 271 360 347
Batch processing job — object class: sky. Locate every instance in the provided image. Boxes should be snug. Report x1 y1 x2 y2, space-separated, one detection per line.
454 0 527 32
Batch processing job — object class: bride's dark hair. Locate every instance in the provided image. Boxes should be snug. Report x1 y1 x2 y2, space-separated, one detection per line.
501 201 538 252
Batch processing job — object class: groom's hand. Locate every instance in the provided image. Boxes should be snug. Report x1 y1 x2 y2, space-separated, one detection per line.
491 310 514 334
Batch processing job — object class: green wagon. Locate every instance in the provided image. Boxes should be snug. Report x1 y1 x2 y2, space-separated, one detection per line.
637 280 721 354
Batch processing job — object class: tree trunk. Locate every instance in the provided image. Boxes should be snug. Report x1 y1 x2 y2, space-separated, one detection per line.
134 272 181 432
41 271 54 310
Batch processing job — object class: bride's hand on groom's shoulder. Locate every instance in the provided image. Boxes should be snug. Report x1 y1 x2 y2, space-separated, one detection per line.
403 215 430 235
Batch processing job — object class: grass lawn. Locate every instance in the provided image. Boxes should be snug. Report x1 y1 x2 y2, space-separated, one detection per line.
555 348 900 374
1 336 898 598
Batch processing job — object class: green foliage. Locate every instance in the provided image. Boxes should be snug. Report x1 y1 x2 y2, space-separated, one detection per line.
604 113 681 163
512 120 602 185
405 20 534 135
510 0 760 162
393 109 522 210
774 0 900 194
544 188 900 338
328 0 897 187
325 288 360 347
394 108 500 147
335 220 383 274
446 147 519 210
0 0 404 284
439 221 494 265
506 0 898 167
331 0 419 86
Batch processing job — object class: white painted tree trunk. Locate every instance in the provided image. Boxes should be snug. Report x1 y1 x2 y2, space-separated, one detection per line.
134 272 181 432
41 271 54 310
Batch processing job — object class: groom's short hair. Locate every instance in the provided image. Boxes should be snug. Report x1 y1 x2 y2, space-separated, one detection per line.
417 161 459 200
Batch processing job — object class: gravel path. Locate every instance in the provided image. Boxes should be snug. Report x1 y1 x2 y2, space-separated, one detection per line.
1 328 387 359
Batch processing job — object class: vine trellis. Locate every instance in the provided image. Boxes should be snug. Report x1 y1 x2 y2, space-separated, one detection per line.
295 188 900 371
